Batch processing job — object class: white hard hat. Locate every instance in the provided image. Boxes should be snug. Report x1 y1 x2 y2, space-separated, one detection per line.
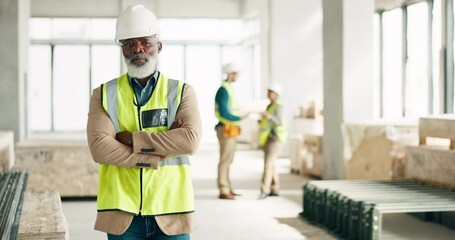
115 5 160 43
268 82 283 95
223 62 240 74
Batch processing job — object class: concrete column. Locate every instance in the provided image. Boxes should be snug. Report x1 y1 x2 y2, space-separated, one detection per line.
322 0 374 179
0 0 29 142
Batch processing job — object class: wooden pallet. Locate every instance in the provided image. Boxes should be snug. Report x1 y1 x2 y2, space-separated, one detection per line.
303 134 323 178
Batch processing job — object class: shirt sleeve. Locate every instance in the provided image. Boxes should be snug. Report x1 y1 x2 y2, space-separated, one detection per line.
215 87 241 121
86 87 161 169
132 84 202 157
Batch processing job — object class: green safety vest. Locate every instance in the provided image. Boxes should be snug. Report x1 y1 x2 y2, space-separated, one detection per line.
215 81 240 125
98 73 194 216
259 100 287 146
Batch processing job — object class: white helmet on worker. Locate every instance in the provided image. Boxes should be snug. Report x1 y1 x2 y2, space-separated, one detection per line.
268 82 283 95
115 4 160 43
223 62 241 74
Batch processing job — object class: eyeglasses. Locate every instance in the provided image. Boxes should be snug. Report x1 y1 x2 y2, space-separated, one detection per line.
120 38 158 49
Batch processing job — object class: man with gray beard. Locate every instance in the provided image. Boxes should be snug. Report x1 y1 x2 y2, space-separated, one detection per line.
86 4 201 240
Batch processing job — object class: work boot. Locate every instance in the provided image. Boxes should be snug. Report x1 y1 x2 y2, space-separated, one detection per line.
219 193 235 200
230 190 242 196
269 191 279 197
258 192 268 200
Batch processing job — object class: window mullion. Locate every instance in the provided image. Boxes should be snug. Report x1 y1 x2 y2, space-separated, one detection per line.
51 44 55 132
446 0 454 113
379 11 384 118
89 44 92 97
402 6 408 117
428 0 434 114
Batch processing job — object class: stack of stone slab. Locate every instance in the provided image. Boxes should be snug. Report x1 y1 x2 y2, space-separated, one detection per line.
290 118 323 177
342 120 418 180
0 134 71 239
0 131 15 171
406 115 455 190
289 134 304 174
18 191 69 240
14 140 98 197
303 133 323 178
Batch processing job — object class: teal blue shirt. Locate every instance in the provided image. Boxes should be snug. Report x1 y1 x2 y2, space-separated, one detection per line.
128 71 159 106
215 81 241 128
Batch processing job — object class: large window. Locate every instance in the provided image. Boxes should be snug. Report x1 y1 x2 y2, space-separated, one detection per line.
375 1 440 119
28 18 120 134
28 18 254 143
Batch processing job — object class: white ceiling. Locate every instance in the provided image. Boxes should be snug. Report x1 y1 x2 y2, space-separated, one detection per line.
31 0 426 19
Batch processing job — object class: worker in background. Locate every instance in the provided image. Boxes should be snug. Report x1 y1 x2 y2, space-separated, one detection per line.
258 82 287 200
86 5 201 239
214 62 249 200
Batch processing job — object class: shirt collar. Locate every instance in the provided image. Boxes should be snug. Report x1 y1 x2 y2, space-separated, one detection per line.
128 71 159 89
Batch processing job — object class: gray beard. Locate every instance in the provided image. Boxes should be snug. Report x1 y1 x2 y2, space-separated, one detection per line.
125 55 158 79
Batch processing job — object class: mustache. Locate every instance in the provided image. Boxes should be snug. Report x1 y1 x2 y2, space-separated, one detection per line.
129 53 149 62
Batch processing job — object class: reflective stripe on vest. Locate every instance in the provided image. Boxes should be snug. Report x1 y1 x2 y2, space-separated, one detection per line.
259 100 287 146
105 79 120 133
214 81 240 125
98 73 194 216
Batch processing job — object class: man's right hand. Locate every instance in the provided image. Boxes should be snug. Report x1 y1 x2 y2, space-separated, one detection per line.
116 131 133 147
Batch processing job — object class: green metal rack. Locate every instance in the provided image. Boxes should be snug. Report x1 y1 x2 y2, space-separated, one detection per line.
0 172 28 240
301 180 455 240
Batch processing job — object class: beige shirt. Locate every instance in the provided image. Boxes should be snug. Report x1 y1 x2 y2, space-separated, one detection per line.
86 82 201 235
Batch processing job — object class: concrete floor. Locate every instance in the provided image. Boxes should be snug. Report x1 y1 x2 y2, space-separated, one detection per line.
61 143 455 240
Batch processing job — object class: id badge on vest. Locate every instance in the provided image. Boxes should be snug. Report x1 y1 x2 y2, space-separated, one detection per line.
142 109 168 128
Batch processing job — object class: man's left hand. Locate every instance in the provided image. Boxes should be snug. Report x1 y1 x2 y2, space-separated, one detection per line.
169 119 183 130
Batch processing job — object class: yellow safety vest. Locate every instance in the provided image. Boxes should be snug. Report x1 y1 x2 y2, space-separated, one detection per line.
259 100 287 146
215 81 240 126
98 73 194 216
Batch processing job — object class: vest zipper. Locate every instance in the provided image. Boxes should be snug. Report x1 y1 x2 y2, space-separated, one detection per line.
137 104 144 214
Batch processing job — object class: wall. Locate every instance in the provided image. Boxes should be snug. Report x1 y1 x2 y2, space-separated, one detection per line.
0 0 29 142
242 0 323 156
270 0 323 118
243 0 271 96
271 0 323 156
244 0 323 133
343 0 374 122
